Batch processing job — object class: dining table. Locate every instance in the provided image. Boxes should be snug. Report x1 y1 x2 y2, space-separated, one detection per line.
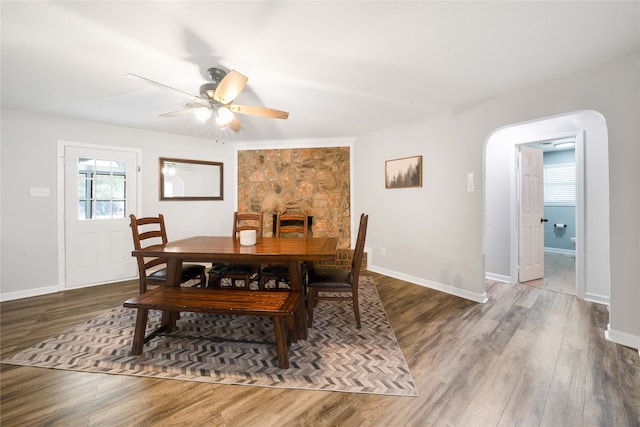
131 235 338 340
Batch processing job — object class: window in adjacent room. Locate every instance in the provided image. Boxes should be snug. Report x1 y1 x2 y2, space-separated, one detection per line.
543 162 576 206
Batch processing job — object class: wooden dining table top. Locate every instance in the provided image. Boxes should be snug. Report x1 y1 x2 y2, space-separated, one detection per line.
132 235 339 264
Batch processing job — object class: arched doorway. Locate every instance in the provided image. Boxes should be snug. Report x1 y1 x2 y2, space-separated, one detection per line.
483 110 610 303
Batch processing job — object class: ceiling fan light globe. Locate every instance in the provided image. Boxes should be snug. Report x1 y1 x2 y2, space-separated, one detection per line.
215 116 232 128
194 108 212 123
217 106 234 125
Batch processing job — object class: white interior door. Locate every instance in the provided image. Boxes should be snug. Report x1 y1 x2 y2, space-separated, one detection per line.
519 145 545 282
64 145 138 288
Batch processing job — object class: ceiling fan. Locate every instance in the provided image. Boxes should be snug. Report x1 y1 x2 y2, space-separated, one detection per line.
125 68 289 132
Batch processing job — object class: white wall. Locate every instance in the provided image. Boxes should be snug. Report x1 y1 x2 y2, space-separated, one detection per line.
354 111 488 303
353 51 639 348
0 109 236 299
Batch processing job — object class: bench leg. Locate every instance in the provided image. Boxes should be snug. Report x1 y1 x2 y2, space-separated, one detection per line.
131 308 149 355
273 317 289 369
286 316 295 346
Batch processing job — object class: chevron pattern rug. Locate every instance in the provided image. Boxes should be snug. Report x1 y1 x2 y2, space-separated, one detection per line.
2 276 417 396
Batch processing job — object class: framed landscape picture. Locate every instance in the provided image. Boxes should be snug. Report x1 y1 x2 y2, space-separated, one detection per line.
385 155 422 189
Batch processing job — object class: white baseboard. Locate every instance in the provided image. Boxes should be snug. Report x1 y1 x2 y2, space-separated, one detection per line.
0 285 60 302
584 292 610 306
605 323 640 351
544 247 576 255
1 276 138 302
485 272 512 283
368 265 488 303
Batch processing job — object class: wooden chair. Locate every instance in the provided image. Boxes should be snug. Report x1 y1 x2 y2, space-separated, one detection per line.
129 214 206 294
208 212 264 289
275 212 308 237
259 212 309 289
306 213 368 328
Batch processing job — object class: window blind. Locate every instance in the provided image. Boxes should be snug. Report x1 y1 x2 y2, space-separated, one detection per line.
544 163 576 206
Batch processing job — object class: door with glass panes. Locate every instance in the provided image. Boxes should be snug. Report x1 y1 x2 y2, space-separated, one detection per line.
64 145 138 288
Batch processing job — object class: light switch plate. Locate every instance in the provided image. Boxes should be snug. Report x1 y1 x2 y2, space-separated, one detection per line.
29 186 50 197
466 172 475 192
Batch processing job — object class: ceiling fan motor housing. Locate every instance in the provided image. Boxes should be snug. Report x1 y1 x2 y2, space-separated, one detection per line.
200 83 217 99
200 68 227 99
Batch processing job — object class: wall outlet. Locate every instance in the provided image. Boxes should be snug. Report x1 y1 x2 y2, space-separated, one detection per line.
466 172 475 192
380 248 386 256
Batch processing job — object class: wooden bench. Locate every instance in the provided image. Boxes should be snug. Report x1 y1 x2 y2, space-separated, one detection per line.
123 287 303 368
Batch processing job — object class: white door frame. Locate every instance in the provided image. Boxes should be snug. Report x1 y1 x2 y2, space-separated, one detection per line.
512 130 584 294
513 132 584 296
57 140 142 290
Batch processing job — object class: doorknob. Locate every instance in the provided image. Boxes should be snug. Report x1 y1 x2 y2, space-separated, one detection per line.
541 218 549 223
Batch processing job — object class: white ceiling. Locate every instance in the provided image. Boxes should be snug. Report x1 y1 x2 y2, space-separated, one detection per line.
2 1 638 143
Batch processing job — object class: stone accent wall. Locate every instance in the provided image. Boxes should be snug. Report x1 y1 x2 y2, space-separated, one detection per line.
237 147 351 249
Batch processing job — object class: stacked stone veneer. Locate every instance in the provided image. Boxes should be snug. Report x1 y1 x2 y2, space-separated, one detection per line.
237 147 353 265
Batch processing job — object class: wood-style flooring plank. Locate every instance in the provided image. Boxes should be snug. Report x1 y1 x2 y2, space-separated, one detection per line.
1 274 638 426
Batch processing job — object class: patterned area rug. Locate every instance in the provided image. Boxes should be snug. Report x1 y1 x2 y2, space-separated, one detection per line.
2 276 417 396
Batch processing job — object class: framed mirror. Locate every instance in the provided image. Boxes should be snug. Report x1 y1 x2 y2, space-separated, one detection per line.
159 157 223 201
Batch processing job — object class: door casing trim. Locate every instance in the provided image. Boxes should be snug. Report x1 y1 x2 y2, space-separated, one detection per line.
56 140 142 290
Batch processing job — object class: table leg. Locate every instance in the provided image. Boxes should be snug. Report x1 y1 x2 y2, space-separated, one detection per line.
293 291 305 342
161 258 183 331
131 308 149 355
287 261 308 339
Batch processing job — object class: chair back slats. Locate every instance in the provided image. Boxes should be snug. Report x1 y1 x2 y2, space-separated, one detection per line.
233 212 264 237
352 214 368 268
259 212 309 289
129 214 170 281
276 212 309 237
130 213 206 293
144 257 166 270
136 230 166 248
350 213 369 282
130 215 168 248
208 211 265 289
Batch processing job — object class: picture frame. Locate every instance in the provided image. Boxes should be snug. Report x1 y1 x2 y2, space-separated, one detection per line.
159 157 223 201
385 155 422 189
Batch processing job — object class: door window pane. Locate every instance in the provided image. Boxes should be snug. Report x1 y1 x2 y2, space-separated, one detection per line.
77 158 128 220
112 175 125 199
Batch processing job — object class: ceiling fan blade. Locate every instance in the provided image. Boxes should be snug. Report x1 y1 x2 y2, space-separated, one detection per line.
158 105 208 118
126 73 203 103
229 104 289 119
213 70 248 104
158 108 191 118
228 116 242 132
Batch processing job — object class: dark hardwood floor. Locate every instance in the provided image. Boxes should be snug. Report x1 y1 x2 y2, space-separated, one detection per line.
1 273 638 426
